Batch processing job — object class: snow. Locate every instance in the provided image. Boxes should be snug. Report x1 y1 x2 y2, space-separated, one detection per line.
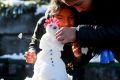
34 5 48 16
2 0 37 6
0 53 25 60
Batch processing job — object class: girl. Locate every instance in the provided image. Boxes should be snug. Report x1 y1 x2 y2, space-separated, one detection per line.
25 0 80 65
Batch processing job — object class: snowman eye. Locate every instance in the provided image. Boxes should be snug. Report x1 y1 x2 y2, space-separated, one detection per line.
53 26 57 29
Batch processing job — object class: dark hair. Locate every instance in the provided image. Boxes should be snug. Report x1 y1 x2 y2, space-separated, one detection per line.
45 0 79 26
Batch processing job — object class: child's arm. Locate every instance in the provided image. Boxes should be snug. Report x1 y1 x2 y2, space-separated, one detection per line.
24 16 46 64
29 16 46 53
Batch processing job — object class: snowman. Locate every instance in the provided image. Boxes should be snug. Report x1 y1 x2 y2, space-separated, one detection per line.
25 17 71 80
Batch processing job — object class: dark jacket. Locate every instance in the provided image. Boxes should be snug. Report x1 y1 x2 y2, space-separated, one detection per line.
76 0 120 62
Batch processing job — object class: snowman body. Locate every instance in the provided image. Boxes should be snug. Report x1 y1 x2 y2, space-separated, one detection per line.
28 23 69 80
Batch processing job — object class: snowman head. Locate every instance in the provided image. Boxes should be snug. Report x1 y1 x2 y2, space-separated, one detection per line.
44 17 61 35
46 22 59 35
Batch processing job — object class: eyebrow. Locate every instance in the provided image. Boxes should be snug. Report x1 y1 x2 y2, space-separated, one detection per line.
73 1 83 6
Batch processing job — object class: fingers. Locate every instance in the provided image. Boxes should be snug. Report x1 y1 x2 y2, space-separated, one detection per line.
72 43 82 58
24 51 36 58
56 28 66 44
56 27 76 44
56 28 64 41
25 57 35 64
24 51 37 64
56 35 64 42
73 48 81 58
72 47 79 55
56 27 69 44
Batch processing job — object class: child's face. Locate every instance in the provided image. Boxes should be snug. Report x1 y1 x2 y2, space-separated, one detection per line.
54 8 75 27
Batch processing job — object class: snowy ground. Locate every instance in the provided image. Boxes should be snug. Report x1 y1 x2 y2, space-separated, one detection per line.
0 53 25 60
0 53 118 63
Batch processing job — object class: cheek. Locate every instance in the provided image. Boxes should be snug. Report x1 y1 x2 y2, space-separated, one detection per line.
59 21 65 27
69 19 75 27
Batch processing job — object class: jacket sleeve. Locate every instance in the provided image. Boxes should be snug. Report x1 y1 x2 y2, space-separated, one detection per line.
28 16 46 53
76 0 120 48
76 24 120 48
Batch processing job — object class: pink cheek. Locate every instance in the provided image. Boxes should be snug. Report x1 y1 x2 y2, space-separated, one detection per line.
59 23 64 27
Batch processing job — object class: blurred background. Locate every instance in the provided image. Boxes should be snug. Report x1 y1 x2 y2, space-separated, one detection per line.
0 0 120 80
0 0 49 80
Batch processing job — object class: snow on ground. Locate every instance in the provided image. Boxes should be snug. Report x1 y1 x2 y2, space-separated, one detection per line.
0 53 25 60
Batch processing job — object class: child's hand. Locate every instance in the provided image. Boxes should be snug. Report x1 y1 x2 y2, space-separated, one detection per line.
72 42 81 59
24 49 37 64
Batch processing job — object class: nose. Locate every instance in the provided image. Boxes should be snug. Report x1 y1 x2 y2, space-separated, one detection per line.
64 23 69 27
74 6 83 12
64 19 70 27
